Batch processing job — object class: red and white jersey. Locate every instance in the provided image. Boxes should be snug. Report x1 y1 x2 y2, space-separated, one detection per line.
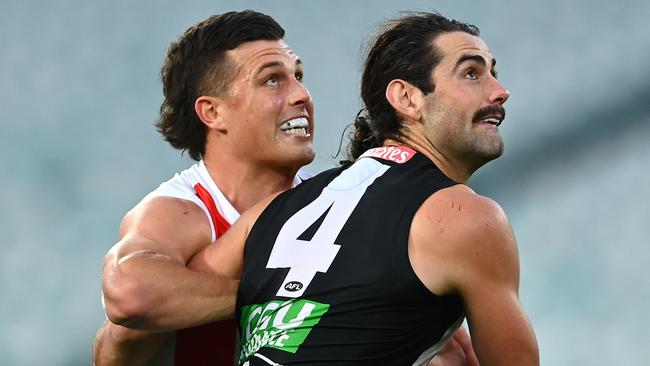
142 160 309 366
146 160 236 242
146 160 308 240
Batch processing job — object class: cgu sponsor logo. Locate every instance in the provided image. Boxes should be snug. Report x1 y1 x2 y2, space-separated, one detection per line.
238 299 329 364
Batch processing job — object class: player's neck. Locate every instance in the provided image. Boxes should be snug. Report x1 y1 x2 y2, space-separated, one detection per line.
383 137 472 184
202 152 298 213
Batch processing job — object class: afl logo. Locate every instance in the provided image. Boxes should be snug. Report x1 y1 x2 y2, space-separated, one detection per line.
284 281 303 292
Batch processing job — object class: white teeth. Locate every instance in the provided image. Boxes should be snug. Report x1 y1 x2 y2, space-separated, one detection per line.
280 117 309 131
482 117 501 125
285 127 308 136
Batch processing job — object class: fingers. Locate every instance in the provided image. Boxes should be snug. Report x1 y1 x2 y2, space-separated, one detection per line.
452 327 479 366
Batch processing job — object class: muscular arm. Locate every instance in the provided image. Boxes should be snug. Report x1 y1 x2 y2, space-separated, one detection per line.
93 196 239 365
410 185 539 366
188 193 279 278
102 196 238 330
93 321 169 366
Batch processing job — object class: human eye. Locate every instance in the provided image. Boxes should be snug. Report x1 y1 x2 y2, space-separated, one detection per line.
263 75 279 86
295 71 304 83
464 69 478 80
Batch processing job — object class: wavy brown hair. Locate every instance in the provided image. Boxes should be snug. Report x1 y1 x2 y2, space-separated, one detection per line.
156 10 285 160
342 12 479 165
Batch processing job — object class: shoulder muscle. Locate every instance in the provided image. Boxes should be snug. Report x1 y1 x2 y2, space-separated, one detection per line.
111 196 212 266
409 184 518 296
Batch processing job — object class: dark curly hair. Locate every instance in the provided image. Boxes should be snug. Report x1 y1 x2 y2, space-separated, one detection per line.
342 12 479 164
156 10 285 160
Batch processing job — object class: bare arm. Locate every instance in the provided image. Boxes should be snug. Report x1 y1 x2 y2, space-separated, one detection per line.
410 186 539 366
92 321 170 366
188 193 279 277
102 196 239 331
93 196 239 365
95 191 277 365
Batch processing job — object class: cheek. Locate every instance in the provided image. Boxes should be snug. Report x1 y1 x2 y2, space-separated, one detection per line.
240 96 283 140
249 92 283 117
445 97 475 124
270 93 283 108
428 97 459 123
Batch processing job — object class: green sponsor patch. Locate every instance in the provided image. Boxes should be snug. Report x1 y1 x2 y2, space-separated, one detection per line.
239 299 329 362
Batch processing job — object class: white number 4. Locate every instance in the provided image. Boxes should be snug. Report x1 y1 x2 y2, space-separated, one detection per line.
266 160 389 298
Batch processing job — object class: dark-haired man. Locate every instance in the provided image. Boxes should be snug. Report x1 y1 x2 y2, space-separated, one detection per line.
92 10 314 365
190 11 539 365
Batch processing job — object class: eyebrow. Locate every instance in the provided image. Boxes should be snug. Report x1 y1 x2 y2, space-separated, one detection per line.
453 54 496 72
254 58 303 76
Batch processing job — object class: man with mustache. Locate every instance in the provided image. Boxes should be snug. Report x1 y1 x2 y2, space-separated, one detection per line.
191 11 539 365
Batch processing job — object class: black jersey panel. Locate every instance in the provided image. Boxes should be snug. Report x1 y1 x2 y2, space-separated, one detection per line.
236 152 464 365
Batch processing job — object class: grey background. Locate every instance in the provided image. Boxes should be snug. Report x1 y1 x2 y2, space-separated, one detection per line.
2 0 649 365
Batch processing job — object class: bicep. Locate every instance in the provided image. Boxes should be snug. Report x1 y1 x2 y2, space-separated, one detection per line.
411 189 538 365
449 205 538 364
103 196 212 293
109 196 212 267
462 285 537 365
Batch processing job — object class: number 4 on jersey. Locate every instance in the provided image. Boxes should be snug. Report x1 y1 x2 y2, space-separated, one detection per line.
266 160 389 298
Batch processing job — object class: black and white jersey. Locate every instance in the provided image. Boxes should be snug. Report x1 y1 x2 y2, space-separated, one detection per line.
236 146 465 366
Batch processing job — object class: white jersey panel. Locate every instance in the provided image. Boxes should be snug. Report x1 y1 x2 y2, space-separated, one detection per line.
144 160 238 241
144 160 311 241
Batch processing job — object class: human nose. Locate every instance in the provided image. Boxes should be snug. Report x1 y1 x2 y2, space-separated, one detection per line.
489 78 510 105
288 78 311 107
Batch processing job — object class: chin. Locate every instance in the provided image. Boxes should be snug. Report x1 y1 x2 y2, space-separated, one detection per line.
295 148 316 166
479 136 504 158
470 142 504 168
484 144 504 162
277 145 316 169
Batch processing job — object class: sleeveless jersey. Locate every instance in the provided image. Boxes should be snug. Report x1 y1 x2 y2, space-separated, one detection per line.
140 160 308 366
236 146 465 366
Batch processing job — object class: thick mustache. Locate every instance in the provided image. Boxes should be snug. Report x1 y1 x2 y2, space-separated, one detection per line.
472 105 506 123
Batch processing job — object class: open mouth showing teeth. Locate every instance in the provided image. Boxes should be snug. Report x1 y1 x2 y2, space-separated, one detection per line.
280 117 310 136
478 117 502 126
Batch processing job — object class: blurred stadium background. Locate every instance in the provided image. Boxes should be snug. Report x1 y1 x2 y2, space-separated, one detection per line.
1 0 648 364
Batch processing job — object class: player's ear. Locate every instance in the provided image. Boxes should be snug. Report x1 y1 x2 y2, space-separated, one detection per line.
385 79 425 122
195 96 227 131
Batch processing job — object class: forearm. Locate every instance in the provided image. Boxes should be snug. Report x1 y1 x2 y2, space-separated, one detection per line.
103 254 238 331
93 320 170 366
